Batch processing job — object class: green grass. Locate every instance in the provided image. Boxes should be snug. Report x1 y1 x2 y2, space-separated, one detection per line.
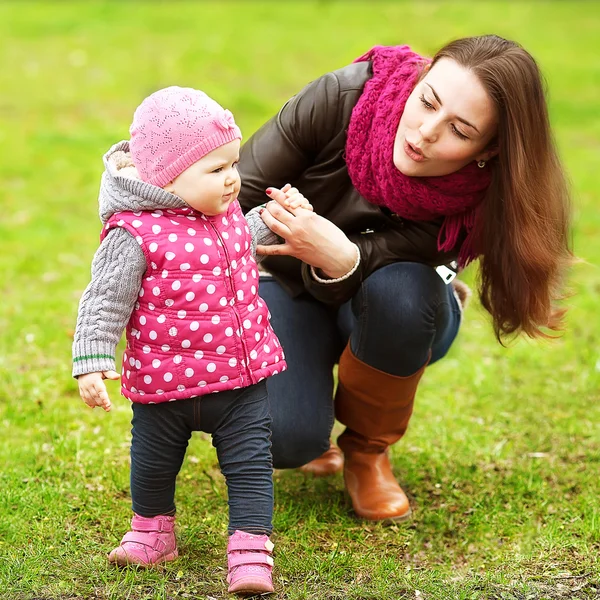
1 1 599 599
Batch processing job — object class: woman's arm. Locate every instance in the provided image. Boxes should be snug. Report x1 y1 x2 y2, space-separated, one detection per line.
257 201 358 276
303 219 453 306
258 194 454 306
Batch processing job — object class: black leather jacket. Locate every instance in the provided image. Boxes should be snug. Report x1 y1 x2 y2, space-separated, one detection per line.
238 61 458 306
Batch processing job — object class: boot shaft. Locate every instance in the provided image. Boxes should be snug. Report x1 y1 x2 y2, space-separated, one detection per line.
335 343 429 451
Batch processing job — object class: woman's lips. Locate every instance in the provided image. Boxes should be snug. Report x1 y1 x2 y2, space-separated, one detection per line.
404 140 425 162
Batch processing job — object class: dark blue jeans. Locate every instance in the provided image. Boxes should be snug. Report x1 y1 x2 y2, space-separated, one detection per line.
260 262 462 469
130 381 273 535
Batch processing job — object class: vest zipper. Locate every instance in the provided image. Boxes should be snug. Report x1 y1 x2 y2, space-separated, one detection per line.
207 220 254 386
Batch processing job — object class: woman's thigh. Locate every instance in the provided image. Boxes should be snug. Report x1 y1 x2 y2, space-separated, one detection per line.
259 277 343 468
337 262 462 376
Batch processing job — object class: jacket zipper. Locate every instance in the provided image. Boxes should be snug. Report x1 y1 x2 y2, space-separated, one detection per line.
207 220 253 385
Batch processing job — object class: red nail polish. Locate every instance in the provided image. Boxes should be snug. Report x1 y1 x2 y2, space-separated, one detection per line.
266 188 273 195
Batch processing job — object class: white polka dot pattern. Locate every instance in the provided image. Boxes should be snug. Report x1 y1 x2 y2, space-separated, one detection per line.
103 201 286 404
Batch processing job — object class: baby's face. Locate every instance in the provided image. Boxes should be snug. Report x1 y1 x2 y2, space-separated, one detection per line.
164 139 241 216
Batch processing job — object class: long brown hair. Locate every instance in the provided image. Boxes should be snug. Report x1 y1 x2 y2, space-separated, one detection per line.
432 35 572 342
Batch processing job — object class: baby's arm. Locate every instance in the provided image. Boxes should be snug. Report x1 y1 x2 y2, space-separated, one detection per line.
73 228 146 411
245 208 281 263
244 184 312 262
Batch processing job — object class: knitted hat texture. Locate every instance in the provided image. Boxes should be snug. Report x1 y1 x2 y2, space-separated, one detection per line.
129 86 242 187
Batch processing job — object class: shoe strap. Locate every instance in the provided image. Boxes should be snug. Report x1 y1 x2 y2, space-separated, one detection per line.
132 515 175 533
228 552 274 569
122 531 167 553
228 536 273 553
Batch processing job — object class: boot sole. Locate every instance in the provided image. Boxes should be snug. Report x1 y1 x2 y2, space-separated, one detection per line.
227 576 274 594
355 506 413 524
298 465 343 478
108 549 179 567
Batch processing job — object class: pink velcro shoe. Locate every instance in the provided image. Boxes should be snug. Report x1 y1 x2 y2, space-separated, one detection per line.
108 513 178 567
227 530 275 594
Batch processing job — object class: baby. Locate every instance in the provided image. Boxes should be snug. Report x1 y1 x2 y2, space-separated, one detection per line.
73 86 309 594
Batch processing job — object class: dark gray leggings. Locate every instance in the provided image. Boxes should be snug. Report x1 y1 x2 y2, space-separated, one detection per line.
130 380 273 535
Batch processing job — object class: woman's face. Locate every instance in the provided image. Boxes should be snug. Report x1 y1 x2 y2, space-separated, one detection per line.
394 58 498 177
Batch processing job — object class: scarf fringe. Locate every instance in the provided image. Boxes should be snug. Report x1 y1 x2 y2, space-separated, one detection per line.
438 207 480 268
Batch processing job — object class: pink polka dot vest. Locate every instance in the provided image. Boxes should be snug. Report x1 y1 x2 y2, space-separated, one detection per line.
102 202 286 404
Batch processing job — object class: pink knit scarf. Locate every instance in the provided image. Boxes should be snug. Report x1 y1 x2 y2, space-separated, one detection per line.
345 45 492 266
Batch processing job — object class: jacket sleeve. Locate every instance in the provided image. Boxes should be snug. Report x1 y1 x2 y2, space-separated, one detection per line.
72 228 146 377
238 72 342 212
301 218 457 306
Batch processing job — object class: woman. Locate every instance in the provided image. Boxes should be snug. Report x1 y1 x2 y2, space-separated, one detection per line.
237 35 571 522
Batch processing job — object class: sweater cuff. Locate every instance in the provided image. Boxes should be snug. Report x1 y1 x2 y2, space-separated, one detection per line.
245 205 282 262
309 244 360 284
72 340 117 378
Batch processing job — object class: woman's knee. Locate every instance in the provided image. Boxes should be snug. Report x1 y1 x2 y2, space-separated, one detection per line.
349 262 448 374
270 420 331 469
358 262 446 326
353 263 445 339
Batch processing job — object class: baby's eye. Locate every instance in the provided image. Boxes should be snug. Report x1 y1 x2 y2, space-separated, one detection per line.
212 167 223 173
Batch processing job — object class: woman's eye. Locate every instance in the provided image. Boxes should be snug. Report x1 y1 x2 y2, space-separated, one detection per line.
419 95 434 110
451 124 468 140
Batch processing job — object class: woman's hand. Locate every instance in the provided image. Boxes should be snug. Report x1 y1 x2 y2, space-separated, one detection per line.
257 188 358 278
77 370 120 412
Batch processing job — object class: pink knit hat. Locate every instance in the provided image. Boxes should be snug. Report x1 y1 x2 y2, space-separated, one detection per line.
129 86 242 187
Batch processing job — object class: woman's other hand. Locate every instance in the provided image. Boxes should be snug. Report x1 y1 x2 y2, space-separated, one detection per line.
257 188 358 278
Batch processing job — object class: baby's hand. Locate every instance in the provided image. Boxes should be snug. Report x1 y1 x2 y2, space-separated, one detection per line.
77 370 120 412
267 184 313 212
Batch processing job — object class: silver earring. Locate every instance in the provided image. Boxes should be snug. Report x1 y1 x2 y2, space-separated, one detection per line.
477 160 486 168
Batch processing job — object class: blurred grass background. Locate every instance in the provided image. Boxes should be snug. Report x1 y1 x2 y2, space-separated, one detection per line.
0 1 598 599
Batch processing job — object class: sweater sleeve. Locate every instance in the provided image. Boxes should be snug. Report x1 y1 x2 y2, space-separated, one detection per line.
245 206 281 263
72 228 146 377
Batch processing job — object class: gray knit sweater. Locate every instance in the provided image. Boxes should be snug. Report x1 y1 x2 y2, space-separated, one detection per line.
72 141 278 378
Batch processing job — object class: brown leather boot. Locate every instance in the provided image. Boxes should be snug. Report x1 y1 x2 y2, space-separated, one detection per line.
299 440 344 477
335 343 429 522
